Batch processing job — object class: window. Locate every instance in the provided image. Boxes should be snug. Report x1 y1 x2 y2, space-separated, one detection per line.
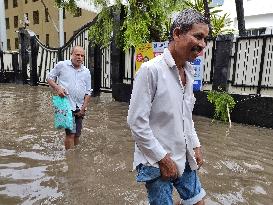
23 13 29 27
45 8 49 22
64 32 67 43
73 8 82 17
7 39 11 50
246 28 266 36
15 38 19 49
5 18 10 29
46 34 49 46
25 0 28 3
4 0 8 9
14 16 18 28
13 0 18 8
32 0 39 2
33 10 39 24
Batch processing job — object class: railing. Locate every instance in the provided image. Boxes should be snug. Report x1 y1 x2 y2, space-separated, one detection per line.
123 48 135 85
100 45 111 90
0 51 19 83
202 39 215 91
122 39 215 89
1 27 273 98
228 35 273 96
34 17 94 85
0 51 15 72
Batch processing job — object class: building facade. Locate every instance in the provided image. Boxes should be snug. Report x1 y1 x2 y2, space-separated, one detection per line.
3 0 96 50
220 0 273 35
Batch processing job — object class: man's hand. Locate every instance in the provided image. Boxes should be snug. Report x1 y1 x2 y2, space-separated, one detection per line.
56 86 67 97
158 153 178 181
75 108 86 117
194 147 203 169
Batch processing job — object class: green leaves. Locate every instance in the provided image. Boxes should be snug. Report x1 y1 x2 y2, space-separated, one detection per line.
211 13 234 36
55 0 234 48
184 0 233 37
88 6 113 48
207 90 236 122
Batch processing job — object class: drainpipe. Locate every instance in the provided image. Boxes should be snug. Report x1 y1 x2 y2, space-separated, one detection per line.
59 7 64 47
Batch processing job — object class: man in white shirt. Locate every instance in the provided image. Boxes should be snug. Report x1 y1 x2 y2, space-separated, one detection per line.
47 46 92 150
127 9 209 205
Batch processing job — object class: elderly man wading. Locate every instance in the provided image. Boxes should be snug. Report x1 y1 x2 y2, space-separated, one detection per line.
127 9 209 205
47 46 92 150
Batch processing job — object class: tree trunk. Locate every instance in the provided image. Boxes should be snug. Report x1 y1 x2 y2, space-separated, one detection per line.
235 0 246 36
203 0 212 36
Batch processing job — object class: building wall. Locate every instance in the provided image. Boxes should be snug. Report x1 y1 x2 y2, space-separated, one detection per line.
4 0 96 50
220 0 273 32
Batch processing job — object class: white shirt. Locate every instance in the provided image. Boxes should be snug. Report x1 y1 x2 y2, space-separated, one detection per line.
127 48 201 176
47 60 92 111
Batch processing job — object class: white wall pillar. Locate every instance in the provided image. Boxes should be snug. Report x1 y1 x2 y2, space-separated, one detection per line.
59 7 64 47
0 0 7 50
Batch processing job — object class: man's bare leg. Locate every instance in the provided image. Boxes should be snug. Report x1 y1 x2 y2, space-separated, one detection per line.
65 134 75 150
74 136 80 146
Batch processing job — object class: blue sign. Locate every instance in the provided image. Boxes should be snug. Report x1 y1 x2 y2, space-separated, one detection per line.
210 0 224 6
190 55 204 92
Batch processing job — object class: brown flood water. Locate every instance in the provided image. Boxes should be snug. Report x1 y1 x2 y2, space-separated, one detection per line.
0 84 273 205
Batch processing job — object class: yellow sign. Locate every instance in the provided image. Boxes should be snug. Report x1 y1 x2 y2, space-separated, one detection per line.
135 41 169 74
135 43 154 72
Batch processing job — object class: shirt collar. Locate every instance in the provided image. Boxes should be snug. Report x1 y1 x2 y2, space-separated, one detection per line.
163 48 195 83
163 48 176 70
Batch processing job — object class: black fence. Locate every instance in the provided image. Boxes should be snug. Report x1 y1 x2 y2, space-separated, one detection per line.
1 16 273 128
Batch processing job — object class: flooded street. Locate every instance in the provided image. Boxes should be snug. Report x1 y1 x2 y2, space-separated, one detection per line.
0 84 273 205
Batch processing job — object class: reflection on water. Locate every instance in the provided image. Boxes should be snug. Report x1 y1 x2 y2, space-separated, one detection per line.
0 84 273 204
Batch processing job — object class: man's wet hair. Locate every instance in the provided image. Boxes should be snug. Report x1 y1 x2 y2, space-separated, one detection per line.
169 8 210 41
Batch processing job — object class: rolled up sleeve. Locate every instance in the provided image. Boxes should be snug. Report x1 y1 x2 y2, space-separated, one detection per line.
85 70 92 95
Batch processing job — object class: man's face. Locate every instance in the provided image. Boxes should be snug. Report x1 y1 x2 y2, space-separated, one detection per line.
174 23 209 62
71 47 85 68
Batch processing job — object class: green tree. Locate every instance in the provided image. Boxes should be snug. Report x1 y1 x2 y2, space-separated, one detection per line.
207 90 236 122
55 0 233 49
235 0 246 36
184 0 234 37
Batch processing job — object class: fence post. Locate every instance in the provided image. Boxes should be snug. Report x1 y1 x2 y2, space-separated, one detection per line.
110 7 124 86
29 36 39 85
18 28 30 84
257 37 267 95
88 43 95 96
0 49 4 82
57 48 63 61
111 5 128 101
93 45 101 96
212 34 234 91
12 52 20 83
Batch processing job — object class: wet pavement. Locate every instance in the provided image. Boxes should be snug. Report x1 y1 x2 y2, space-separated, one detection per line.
0 84 273 205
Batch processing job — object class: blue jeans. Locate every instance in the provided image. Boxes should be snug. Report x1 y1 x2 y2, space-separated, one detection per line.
136 161 206 205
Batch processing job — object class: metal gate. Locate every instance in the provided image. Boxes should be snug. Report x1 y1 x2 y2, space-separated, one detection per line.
22 15 113 92
100 45 111 91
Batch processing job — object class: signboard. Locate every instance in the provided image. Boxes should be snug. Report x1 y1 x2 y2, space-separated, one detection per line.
190 51 204 92
135 41 168 72
135 41 204 91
